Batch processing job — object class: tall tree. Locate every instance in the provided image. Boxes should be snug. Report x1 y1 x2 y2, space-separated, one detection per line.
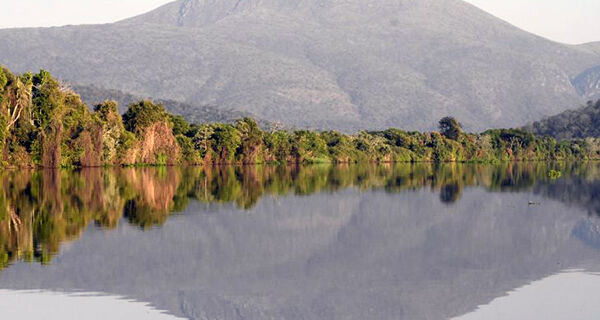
439 117 462 140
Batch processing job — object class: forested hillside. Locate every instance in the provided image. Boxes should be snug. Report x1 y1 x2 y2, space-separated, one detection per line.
73 84 273 128
524 100 600 140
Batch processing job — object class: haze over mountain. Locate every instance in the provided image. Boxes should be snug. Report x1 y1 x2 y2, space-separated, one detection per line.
0 0 599 131
73 84 274 127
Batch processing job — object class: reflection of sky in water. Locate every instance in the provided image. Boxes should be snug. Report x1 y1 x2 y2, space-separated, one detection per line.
0 163 598 319
454 271 600 320
0 290 184 319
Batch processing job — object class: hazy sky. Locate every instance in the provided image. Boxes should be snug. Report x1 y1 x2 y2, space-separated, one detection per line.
463 0 600 44
0 0 598 44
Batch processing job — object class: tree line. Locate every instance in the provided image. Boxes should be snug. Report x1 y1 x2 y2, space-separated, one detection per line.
524 100 600 140
1 67 598 168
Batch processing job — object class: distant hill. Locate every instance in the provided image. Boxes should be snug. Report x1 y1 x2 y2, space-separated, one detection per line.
524 100 600 140
572 65 600 102
580 42 600 55
73 84 274 127
1 0 599 131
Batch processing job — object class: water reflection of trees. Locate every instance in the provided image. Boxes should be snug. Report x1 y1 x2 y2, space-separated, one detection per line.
0 162 598 269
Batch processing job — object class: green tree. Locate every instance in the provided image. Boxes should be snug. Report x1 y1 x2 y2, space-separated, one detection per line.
192 124 215 159
264 130 291 163
235 118 263 163
169 114 191 136
211 124 241 163
93 100 119 122
439 117 462 141
122 100 168 134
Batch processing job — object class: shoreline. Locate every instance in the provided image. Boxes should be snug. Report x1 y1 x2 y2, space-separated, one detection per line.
1 159 598 171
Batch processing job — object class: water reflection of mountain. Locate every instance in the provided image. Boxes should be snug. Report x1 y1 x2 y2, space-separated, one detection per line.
0 162 598 269
534 172 600 217
0 163 599 319
532 169 600 249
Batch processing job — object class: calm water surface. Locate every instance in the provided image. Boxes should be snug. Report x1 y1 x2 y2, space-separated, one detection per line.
0 163 599 319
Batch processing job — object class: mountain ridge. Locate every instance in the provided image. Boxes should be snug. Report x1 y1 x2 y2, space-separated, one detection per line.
0 0 599 131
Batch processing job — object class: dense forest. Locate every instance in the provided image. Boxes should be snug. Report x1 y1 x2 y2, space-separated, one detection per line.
524 100 600 140
1 68 599 168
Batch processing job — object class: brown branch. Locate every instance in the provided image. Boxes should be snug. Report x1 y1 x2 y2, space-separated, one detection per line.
9 208 21 234
7 103 24 129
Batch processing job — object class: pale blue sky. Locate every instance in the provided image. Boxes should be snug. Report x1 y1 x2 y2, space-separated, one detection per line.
0 0 598 44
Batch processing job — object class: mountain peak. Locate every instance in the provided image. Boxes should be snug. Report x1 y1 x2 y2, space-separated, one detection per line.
2 0 599 131
120 0 444 28
121 0 305 27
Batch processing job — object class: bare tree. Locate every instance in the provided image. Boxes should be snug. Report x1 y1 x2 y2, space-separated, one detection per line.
509 136 523 152
6 79 32 130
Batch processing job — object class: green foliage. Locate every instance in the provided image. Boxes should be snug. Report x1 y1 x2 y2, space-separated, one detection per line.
291 130 328 162
117 131 136 160
483 128 539 159
0 114 6 153
0 66 597 168
191 124 215 159
264 130 291 163
156 153 168 166
32 69 60 131
439 117 462 141
525 100 600 140
176 134 201 164
322 130 358 161
0 68 7 90
430 134 446 161
211 124 241 163
548 170 562 179
169 114 191 136
381 128 410 148
94 100 119 122
235 118 263 162
122 100 168 134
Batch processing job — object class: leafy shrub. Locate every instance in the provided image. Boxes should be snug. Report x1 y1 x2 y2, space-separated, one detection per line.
122 100 168 134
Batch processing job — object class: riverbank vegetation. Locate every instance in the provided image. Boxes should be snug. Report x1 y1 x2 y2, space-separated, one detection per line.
1 67 599 168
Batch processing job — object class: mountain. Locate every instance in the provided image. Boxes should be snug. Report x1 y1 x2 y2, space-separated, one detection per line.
572 66 600 102
0 0 599 131
72 84 274 127
580 42 600 55
524 100 600 140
